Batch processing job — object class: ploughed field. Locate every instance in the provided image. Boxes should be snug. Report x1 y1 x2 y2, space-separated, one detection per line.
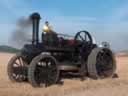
0 52 128 96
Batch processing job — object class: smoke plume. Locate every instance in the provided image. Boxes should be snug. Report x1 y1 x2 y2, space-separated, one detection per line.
11 17 32 48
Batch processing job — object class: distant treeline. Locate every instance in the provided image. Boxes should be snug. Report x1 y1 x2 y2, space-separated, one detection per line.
0 45 20 53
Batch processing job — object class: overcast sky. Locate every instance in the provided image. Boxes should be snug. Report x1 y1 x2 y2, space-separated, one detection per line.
0 0 128 51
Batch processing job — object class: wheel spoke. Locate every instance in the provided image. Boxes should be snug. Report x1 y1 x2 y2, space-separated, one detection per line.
18 58 22 66
84 33 87 41
78 34 84 41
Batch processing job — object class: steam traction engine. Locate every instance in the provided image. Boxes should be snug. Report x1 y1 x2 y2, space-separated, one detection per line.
7 13 116 87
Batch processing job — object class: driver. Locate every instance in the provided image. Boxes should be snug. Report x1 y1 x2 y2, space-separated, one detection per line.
43 21 50 32
42 21 58 46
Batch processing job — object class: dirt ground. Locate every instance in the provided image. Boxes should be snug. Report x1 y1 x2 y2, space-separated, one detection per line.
0 52 128 96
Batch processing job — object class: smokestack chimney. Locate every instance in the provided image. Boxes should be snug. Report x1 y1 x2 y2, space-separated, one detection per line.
30 12 41 45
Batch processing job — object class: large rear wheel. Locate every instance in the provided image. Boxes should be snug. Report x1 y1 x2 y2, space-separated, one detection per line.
28 54 60 87
87 48 116 79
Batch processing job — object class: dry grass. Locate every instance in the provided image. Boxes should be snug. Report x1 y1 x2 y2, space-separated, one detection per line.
0 52 128 96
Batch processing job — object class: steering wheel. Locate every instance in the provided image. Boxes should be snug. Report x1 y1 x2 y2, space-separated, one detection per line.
74 30 93 46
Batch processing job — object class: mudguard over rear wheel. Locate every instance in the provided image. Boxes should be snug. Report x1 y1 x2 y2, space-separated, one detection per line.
87 48 116 79
28 54 60 87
